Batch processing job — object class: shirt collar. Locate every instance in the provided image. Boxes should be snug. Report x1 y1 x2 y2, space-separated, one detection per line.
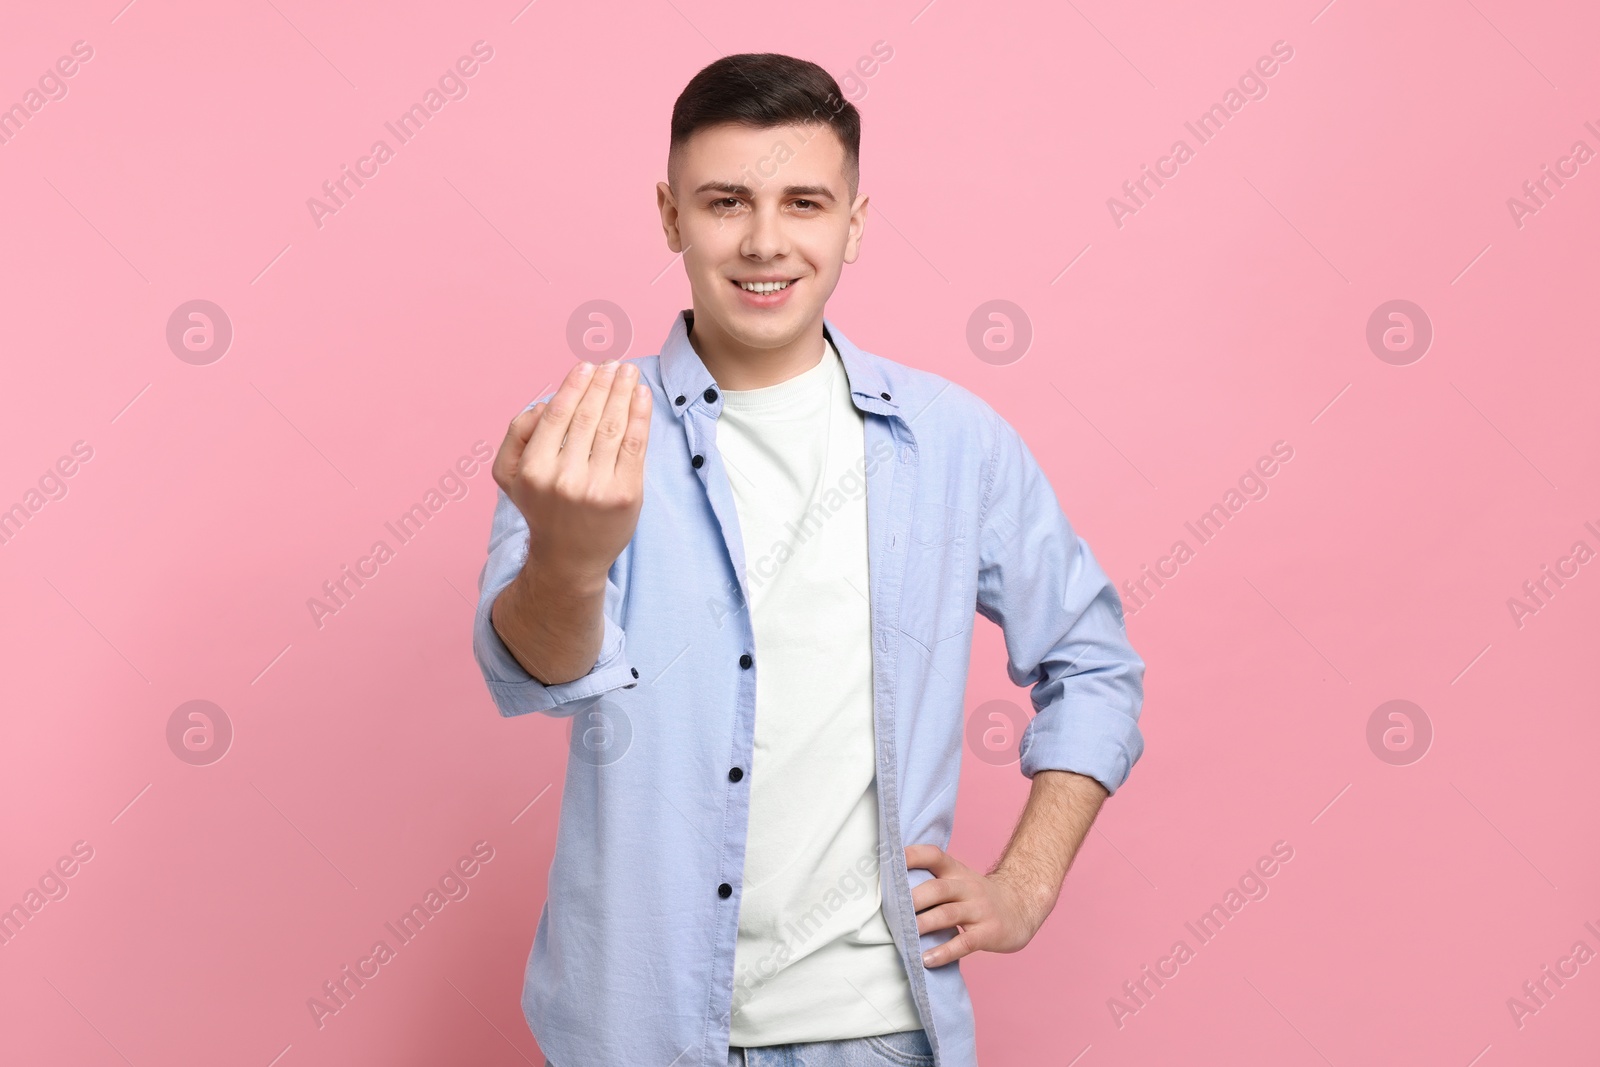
658 308 900 421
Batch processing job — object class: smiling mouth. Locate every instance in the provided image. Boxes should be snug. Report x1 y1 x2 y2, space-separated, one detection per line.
732 277 799 294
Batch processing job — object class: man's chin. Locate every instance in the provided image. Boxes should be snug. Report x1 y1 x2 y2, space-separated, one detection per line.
697 295 817 348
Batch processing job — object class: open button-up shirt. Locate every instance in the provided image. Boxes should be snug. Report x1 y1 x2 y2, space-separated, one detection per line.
472 309 1146 1067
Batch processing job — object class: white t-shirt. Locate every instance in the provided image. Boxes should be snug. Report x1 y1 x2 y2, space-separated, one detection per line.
716 336 922 1045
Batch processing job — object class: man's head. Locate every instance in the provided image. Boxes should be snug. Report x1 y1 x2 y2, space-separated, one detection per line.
658 53 868 357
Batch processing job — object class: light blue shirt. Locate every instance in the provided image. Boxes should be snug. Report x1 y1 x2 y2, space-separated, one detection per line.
472 309 1145 1067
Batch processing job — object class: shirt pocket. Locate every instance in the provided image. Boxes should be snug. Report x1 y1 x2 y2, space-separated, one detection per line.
910 502 966 547
902 503 973 648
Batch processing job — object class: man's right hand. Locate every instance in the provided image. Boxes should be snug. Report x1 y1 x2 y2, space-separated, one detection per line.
493 359 653 594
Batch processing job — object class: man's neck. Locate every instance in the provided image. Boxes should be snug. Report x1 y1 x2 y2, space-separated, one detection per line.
686 307 827 391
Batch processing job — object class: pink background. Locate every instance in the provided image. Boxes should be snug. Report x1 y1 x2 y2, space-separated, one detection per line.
3 0 1598 1063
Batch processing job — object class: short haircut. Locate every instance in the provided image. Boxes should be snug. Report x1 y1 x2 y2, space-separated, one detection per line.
668 52 861 200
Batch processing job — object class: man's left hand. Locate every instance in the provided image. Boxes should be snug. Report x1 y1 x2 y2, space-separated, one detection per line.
904 844 1055 967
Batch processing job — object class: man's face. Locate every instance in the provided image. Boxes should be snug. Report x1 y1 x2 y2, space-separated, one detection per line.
658 122 868 351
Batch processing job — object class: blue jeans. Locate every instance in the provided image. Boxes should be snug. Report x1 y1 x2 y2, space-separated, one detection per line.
544 1029 935 1066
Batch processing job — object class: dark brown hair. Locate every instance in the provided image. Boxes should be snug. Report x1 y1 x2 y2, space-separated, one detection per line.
668 53 861 198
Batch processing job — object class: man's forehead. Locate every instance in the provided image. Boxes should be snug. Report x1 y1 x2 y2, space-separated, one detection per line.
675 123 846 190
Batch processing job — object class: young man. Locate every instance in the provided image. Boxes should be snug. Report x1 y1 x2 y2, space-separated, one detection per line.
474 53 1145 1067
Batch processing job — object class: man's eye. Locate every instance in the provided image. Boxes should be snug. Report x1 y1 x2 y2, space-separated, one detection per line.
713 198 741 210
793 200 818 210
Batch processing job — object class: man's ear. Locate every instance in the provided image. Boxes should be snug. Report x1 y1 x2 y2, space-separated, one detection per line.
657 181 683 252
843 193 869 265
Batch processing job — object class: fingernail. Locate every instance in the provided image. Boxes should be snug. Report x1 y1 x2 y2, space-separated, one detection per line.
578 362 595 374
922 951 933 965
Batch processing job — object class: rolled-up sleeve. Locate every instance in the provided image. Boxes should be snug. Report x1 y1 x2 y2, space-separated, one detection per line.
473 461 636 719
974 418 1145 794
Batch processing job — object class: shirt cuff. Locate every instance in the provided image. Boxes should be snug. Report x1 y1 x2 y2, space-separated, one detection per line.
1018 698 1144 795
473 596 636 718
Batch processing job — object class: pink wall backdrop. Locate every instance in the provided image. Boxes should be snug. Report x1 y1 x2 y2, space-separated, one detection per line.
3 0 1597 1063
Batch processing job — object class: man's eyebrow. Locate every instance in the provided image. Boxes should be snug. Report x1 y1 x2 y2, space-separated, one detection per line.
693 181 837 202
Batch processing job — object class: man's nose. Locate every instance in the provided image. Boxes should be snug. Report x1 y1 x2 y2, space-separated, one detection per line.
742 202 787 260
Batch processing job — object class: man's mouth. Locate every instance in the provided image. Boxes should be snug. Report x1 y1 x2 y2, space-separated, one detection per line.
733 278 797 293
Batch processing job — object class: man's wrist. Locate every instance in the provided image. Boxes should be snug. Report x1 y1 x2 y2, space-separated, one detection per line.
518 548 609 604
491 556 608 685
991 860 1062 909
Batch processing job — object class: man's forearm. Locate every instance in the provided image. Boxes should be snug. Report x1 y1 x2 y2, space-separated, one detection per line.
490 556 606 686
989 769 1108 915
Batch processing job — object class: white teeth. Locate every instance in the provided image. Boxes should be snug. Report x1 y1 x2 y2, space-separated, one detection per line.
739 280 791 293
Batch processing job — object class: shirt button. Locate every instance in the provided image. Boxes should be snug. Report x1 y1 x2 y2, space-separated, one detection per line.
675 394 687 406
630 667 640 678
704 387 719 403
692 454 704 469
880 391 891 400
739 653 752 669
728 767 743 782
718 882 733 898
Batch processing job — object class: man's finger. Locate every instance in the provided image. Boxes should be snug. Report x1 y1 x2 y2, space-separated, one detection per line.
494 401 545 488
587 362 640 473
914 900 974 937
904 844 951 872
923 929 977 968
612 379 653 484
557 361 622 474
527 360 598 464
